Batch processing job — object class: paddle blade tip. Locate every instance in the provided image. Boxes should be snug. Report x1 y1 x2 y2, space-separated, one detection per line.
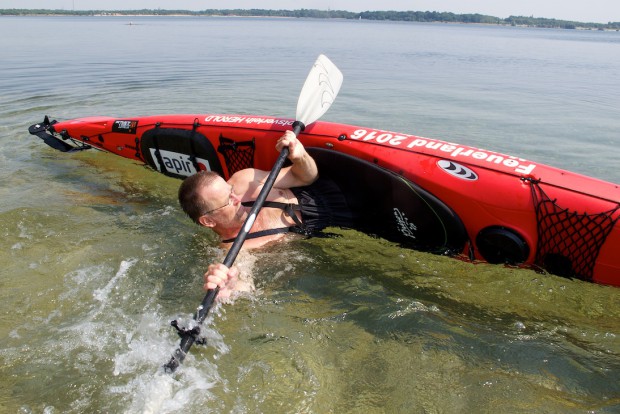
295 54 343 126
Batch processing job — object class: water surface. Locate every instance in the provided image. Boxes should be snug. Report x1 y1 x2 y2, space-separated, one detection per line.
0 16 619 413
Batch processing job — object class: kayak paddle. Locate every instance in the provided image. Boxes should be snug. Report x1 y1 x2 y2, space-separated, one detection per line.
164 54 343 373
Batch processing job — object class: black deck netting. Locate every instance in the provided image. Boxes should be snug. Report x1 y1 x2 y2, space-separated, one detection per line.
217 136 255 175
530 180 619 281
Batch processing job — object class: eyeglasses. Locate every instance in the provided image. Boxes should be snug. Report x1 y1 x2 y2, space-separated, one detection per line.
202 186 234 215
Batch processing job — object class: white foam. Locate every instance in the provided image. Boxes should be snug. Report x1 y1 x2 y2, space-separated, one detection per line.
110 302 229 412
93 259 137 304
111 331 223 413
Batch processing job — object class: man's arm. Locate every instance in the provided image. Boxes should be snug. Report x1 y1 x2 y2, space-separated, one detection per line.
230 130 318 195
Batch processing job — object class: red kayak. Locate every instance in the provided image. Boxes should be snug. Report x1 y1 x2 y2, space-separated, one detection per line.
29 113 620 286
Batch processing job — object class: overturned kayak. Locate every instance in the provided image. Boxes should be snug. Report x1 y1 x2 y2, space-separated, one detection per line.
29 114 620 287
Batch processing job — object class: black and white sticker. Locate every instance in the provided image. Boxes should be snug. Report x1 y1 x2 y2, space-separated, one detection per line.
437 160 478 181
112 120 138 134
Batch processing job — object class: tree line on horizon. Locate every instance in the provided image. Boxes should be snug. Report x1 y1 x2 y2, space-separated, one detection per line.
2 8 619 30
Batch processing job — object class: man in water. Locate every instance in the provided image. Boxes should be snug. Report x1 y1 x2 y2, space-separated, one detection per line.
178 130 353 299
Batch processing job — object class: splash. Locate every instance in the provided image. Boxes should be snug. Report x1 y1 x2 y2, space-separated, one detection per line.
109 302 228 412
93 259 137 304
107 249 265 412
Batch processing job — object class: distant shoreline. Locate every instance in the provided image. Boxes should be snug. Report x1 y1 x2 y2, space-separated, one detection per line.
1 9 618 31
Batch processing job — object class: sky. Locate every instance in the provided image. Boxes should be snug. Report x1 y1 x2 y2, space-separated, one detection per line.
2 0 619 24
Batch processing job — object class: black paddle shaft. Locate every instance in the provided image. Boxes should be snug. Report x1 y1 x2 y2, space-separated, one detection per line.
164 121 304 373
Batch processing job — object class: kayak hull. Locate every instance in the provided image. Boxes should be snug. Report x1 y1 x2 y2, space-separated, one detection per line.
29 114 620 286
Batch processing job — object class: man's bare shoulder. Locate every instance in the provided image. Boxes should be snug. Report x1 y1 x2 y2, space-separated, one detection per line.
229 168 270 199
229 168 269 184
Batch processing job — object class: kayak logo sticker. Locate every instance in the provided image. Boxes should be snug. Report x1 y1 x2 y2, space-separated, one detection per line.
437 160 478 181
394 208 417 239
112 120 138 134
148 148 211 176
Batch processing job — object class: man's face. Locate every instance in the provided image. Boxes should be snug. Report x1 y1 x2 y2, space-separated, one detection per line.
198 177 242 226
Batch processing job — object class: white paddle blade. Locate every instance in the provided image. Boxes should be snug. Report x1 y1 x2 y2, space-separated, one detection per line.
296 54 343 126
